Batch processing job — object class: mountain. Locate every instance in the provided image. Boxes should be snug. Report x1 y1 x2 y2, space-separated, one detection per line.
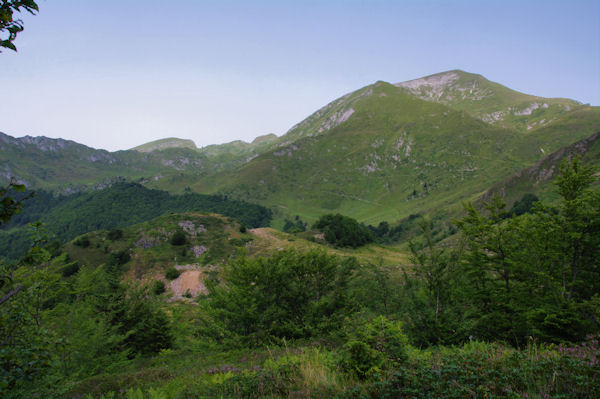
132 137 198 152
395 70 583 132
177 76 600 224
0 132 215 190
482 130 600 205
2 70 599 225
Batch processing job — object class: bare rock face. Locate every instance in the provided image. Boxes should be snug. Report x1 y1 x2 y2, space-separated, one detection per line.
178 220 207 237
396 71 492 104
191 245 208 258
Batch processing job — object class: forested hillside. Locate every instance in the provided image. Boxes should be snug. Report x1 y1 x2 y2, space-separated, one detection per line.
0 183 271 260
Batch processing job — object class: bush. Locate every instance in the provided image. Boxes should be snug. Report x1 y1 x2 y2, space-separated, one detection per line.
165 267 180 280
106 229 123 241
152 280 166 295
73 236 90 248
170 230 187 246
107 250 131 273
120 288 173 355
341 316 409 380
342 341 384 380
61 261 80 277
313 214 373 248
203 249 358 345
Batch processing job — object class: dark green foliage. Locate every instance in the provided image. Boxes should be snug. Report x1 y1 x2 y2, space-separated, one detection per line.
341 316 408 380
0 0 39 52
1 190 62 229
239 225 247 233
362 339 600 399
170 229 187 246
404 217 465 346
203 249 358 345
60 261 80 277
314 214 373 248
119 287 173 355
452 157 600 345
0 182 272 260
165 267 180 280
152 280 166 295
229 237 253 247
342 341 384 380
106 228 123 241
508 193 539 216
282 216 307 233
0 180 31 225
107 249 130 269
73 235 90 248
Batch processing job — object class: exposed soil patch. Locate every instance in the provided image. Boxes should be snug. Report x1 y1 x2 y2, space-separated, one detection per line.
169 268 207 301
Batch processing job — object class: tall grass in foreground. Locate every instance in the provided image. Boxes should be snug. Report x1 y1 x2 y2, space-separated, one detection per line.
78 337 598 399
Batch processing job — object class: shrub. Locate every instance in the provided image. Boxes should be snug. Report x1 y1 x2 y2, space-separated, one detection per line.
203 249 358 345
170 230 187 246
313 214 373 248
340 316 409 379
73 236 90 248
120 288 173 355
165 267 180 280
152 280 166 295
107 250 131 271
61 261 80 277
342 340 384 380
106 229 123 241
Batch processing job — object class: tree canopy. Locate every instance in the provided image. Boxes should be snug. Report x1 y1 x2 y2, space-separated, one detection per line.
0 0 39 52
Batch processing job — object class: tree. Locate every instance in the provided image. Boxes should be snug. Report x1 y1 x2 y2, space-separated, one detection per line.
454 157 600 344
313 213 373 248
0 179 32 225
405 217 465 345
0 0 39 52
202 249 358 346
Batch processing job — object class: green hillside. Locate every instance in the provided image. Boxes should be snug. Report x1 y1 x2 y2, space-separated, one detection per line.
132 137 198 152
483 130 600 205
396 70 585 132
0 132 213 189
0 183 271 260
180 80 600 225
3 71 600 227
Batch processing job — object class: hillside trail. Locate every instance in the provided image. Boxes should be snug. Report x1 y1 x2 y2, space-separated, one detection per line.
249 228 288 253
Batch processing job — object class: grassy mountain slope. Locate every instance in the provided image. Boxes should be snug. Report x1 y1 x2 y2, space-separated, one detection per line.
194 134 279 173
0 132 281 192
4 71 599 227
483 130 600 205
0 132 214 190
396 70 586 132
185 80 599 225
131 137 198 152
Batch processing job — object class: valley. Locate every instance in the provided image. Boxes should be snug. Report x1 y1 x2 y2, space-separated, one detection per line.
1 70 599 398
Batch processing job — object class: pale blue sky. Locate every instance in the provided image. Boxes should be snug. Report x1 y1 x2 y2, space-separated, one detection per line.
1 0 599 151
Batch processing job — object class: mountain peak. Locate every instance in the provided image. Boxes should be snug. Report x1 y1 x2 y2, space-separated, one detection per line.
132 138 197 153
394 70 491 102
394 70 582 131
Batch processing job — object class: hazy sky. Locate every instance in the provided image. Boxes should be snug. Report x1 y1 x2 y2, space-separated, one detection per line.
1 0 599 151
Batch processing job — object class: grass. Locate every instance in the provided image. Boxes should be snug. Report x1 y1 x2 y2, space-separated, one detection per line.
63 336 599 398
